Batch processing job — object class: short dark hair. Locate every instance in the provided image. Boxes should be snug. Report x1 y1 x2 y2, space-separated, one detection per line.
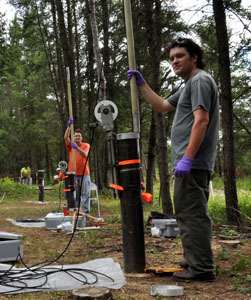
169 38 205 69
74 129 82 135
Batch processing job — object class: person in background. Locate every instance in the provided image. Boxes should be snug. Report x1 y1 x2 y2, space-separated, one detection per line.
20 165 31 186
64 118 91 213
127 37 219 282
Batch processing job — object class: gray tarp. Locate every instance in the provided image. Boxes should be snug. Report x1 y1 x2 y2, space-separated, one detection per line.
0 258 126 294
7 218 45 228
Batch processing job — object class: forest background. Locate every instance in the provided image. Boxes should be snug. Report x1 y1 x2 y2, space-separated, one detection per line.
0 0 250 225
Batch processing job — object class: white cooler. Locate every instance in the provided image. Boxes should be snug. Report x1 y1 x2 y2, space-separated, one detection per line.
45 213 86 230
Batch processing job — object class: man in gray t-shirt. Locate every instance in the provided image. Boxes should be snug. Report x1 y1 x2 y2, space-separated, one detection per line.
168 70 219 171
127 38 219 282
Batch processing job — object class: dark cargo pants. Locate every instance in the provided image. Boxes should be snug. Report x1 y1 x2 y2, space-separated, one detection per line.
174 169 215 276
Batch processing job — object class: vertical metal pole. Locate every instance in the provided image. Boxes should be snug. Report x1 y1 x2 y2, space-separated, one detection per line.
116 133 145 273
38 170 44 203
66 67 76 172
124 0 140 133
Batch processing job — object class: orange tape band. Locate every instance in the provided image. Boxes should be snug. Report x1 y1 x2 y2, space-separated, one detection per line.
118 159 141 166
109 183 124 191
64 189 71 192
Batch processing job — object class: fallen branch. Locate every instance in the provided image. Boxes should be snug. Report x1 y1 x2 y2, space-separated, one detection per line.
0 192 6 204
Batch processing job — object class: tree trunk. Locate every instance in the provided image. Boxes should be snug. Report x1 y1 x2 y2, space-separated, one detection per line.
155 111 172 213
88 0 110 189
73 2 84 128
143 0 173 214
56 0 78 126
212 0 242 225
51 0 70 160
88 0 106 101
45 142 50 181
36 0 66 144
100 0 110 96
146 110 156 195
66 0 78 127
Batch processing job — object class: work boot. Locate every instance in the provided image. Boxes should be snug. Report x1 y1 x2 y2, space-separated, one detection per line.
172 269 216 282
179 259 188 269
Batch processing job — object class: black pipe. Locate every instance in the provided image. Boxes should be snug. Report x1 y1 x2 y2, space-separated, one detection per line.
116 132 145 273
37 170 44 203
64 171 75 209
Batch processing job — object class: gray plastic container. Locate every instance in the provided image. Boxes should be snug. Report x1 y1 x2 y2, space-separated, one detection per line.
0 231 23 262
151 219 179 237
45 213 86 230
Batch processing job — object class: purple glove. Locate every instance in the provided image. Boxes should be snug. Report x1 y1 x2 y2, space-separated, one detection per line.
71 142 78 149
174 156 194 177
127 70 145 86
68 118 73 128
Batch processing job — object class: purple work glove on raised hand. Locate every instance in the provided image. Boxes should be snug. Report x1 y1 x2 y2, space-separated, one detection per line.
174 156 194 177
71 142 78 149
68 118 73 128
127 70 145 86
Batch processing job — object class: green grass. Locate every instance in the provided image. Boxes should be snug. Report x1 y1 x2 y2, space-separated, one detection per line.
1 176 250 224
236 177 251 190
208 177 251 223
208 195 228 223
149 176 251 224
0 177 64 202
211 174 224 189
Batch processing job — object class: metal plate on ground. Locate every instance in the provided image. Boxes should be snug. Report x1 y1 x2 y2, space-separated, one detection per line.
150 285 184 296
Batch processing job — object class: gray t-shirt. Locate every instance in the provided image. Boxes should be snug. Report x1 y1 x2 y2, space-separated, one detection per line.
168 70 219 171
